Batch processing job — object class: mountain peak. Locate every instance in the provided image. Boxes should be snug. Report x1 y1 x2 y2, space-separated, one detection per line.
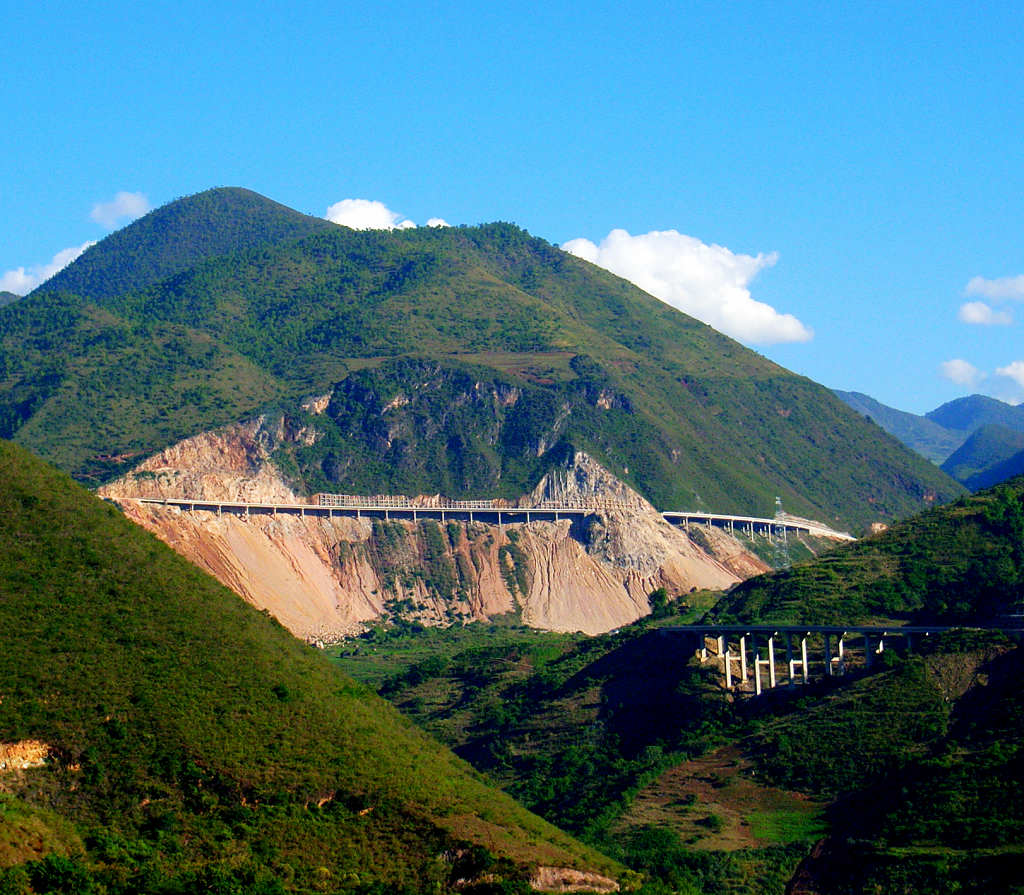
926 394 1024 434
33 186 334 301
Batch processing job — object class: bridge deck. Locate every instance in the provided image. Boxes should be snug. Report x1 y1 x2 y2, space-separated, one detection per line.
122 497 855 540
664 624 1024 636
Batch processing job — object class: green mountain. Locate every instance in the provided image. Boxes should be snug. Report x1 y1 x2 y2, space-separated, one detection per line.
926 394 1024 434
2 188 962 528
833 389 965 463
0 439 617 892
941 423 1024 489
36 187 334 302
959 446 1024 493
0 291 19 308
710 474 1024 625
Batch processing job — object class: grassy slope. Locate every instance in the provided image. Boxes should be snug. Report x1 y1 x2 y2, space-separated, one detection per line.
709 475 1024 625
3 194 961 529
0 440 617 892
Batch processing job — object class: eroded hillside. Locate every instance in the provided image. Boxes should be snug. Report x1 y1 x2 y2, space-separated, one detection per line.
100 418 791 639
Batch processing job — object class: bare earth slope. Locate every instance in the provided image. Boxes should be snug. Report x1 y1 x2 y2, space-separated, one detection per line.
100 420 777 639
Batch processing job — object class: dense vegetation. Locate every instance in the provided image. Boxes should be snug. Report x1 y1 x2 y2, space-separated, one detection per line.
926 394 1024 434
941 424 1024 491
1 188 961 528
0 439 617 892
331 477 1024 893
834 389 965 464
710 474 1024 624
332 613 802 894
37 187 333 302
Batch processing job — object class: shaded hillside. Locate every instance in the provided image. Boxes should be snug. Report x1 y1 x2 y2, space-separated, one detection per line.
35 187 333 302
0 189 961 529
335 602 1024 893
710 475 1024 625
941 423 1024 490
0 291 18 308
927 393 1024 434
332 614 812 894
834 389 964 463
745 638 1024 895
0 439 617 892
960 446 1024 493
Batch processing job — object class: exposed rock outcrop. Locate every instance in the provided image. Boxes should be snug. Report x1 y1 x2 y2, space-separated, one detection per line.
0 740 50 773
101 425 777 640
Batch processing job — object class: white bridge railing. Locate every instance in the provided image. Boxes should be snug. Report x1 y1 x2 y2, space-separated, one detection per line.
313 493 638 512
124 493 855 540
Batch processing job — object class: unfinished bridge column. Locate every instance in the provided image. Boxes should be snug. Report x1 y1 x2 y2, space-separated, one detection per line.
751 635 762 695
801 634 809 683
785 632 795 685
767 634 777 688
723 638 733 689
739 635 749 683
837 633 846 675
824 634 833 677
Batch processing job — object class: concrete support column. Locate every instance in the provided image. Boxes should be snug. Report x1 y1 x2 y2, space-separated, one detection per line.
740 635 749 683
724 642 733 689
824 634 833 676
801 636 809 683
767 635 777 688
752 635 762 695
786 632 795 686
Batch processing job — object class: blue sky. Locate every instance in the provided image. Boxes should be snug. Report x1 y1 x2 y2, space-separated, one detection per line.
4 1 1023 413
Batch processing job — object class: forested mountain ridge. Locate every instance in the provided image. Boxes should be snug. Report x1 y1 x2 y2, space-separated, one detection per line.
710 473 1024 625
1 188 962 529
0 438 619 892
833 388 965 464
927 393 1024 434
34 187 334 302
941 424 1024 489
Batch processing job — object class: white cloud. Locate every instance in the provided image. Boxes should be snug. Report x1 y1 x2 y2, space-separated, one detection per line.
0 241 96 295
940 358 985 388
965 274 1024 301
325 199 416 230
561 228 810 345
426 217 450 228
958 300 1013 325
996 361 1024 390
90 191 150 229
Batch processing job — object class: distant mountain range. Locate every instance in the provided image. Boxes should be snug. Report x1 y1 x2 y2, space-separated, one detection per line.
835 390 1024 490
0 187 962 530
0 290 20 308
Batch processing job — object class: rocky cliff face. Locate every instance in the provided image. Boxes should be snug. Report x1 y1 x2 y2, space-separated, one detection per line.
100 419 777 640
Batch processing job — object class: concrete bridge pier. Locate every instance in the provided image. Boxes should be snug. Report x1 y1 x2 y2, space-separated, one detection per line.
753 634 763 695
